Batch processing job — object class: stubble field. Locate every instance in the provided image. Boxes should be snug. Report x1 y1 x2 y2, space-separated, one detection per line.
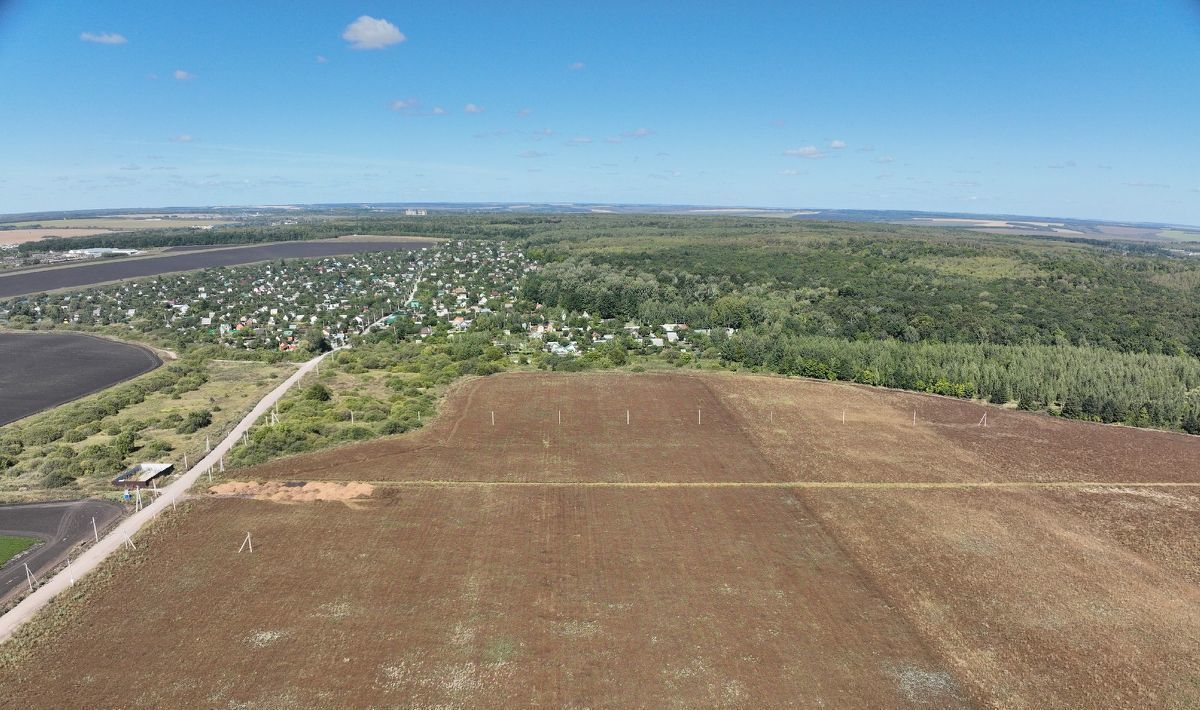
1 371 1198 708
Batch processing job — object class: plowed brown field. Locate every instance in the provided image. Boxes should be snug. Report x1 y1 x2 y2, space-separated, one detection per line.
2 371 1198 709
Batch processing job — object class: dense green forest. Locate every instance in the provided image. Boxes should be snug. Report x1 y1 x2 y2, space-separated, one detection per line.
510 215 1200 432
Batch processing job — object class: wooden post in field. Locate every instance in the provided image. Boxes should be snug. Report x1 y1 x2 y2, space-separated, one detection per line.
912 409 917 426
350 410 355 424
207 467 213 483
92 516 99 543
841 409 845 424
134 487 142 512
626 409 630 425
491 410 495 426
558 410 562 425
239 532 254 553
979 411 988 427
124 534 136 551
206 434 211 453
183 453 188 470
220 457 225 473
698 409 702 425
67 556 75 585
24 563 34 592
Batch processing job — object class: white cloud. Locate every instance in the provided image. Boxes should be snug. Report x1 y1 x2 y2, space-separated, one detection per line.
516 107 533 117
315 55 328 64
169 134 194 143
342 16 406 50
778 169 802 176
464 103 484 114
829 139 846 149
390 98 419 113
173 69 196 81
431 106 446 115
622 127 654 139
520 150 548 159
604 136 623 144
874 155 895 164
567 136 593 146
80 32 127 45
1124 181 1170 189
784 145 825 159
568 61 586 71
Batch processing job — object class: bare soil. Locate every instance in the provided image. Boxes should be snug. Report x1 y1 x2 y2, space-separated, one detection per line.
1 371 1197 709
0 229 113 245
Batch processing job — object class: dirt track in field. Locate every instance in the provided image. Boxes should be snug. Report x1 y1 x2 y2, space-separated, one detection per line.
2 371 1198 709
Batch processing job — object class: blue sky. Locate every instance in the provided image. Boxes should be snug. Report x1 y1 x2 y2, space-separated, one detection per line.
0 1 1197 223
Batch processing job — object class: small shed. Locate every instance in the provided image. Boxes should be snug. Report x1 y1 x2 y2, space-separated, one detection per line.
112 462 174 489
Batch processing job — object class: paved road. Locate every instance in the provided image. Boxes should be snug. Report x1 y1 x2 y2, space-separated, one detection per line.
0 347 338 643
0 499 123 604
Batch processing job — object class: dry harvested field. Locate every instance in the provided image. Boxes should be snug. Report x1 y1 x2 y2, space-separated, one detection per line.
0 229 115 246
2 372 1199 709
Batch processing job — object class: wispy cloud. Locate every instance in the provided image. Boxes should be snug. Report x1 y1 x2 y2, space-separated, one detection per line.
516 108 533 118
342 16 406 50
566 136 593 146
874 155 895 164
778 169 803 176
568 61 586 71
604 137 623 144
173 69 196 81
622 127 654 139
1048 160 1077 169
1124 181 1170 189
519 150 548 159
390 98 423 115
829 139 846 149
464 103 485 114
169 134 194 143
315 55 328 64
532 128 555 140
80 31 127 45
784 145 825 159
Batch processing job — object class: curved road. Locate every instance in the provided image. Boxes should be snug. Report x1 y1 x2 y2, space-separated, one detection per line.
0 499 123 604
0 346 339 643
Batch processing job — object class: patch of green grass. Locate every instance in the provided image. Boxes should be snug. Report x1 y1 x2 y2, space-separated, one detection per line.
0 535 38 567
483 635 520 664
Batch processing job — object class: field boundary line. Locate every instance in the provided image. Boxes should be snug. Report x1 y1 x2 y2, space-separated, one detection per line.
263 479 1200 490
0 348 340 645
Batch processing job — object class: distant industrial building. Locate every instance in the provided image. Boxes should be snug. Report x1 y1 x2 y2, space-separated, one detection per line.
67 248 140 258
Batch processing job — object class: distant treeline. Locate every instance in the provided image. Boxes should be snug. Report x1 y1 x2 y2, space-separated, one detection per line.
15 214 565 254
709 332 1200 432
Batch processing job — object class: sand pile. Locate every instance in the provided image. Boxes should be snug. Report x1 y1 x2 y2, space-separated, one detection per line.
209 480 374 504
